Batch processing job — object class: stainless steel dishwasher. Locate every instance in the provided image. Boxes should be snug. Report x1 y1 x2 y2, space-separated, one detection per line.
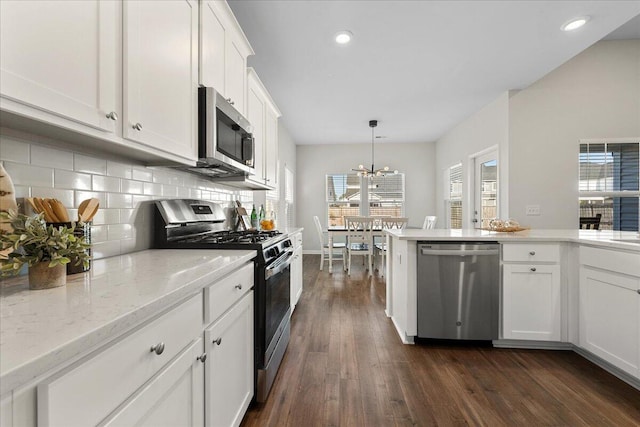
417 242 499 340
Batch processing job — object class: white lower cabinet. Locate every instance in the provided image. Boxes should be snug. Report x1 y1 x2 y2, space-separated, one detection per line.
291 232 303 311
579 246 640 379
204 292 254 427
503 264 561 341
101 339 205 427
37 294 202 427
501 243 562 341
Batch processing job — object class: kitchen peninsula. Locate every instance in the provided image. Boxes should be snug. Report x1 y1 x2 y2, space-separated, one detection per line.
385 228 640 389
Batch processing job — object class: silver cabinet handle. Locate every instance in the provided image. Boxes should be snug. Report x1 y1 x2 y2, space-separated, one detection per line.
530 267 537 272
226 98 235 105
529 251 536 255
106 111 118 121
212 337 222 346
150 342 165 355
197 353 207 363
637 289 640 295
133 122 143 131
234 284 242 290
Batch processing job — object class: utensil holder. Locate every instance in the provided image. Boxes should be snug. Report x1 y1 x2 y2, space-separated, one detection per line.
47 222 92 274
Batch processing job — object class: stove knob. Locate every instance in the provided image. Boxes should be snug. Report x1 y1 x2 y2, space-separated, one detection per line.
283 240 291 248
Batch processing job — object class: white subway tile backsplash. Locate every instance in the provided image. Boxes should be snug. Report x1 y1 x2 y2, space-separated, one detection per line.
31 187 75 208
106 161 132 179
2 135 252 261
107 193 132 209
4 162 53 187
161 185 178 197
31 145 73 170
93 175 120 192
143 182 162 196
0 137 30 163
74 154 107 175
75 191 107 208
132 167 153 182
92 240 121 259
121 179 144 194
13 185 30 199
90 225 108 243
55 170 92 190
107 224 133 240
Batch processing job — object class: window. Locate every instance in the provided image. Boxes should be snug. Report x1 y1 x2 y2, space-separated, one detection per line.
266 182 279 228
447 163 463 229
326 173 360 227
368 174 405 217
579 141 639 231
326 173 406 227
284 166 294 228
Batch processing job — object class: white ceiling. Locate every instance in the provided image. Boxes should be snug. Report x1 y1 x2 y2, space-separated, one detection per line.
228 1 640 146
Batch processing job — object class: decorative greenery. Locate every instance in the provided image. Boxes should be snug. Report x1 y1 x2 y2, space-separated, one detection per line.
0 211 91 277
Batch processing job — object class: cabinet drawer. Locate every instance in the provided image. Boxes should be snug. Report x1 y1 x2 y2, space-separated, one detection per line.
502 243 560 263
205 263 254 324
580 246 640 278
37 293 202 427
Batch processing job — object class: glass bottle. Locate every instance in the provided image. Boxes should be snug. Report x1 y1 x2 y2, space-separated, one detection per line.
250 205 258 229
258 205 265 231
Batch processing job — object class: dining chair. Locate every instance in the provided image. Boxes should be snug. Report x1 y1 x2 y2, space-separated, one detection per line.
423 215 437 229
343 216 374 276
579 213 602 230
314 215 345 270
375 217 408 277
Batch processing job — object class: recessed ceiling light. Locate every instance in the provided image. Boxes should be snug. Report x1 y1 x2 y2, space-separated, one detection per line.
335 30 353 45
562 16 590 32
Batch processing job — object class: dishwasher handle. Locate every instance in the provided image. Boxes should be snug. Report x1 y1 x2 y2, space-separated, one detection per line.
420 247 499 256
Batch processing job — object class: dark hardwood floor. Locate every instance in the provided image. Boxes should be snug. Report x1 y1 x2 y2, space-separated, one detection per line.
242 255 640 426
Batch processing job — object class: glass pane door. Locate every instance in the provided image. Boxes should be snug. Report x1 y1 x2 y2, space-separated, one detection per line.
473 152 498 229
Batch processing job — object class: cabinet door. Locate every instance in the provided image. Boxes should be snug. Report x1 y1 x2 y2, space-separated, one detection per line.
204 292 253 427
503 264 561 341
264 107 279 186
291 246 303 310
0 0 117 132
580 266 640 377
225 37 247 116
200 1 226 91
123 0 198 161
247 85 265 181
102 339 205 427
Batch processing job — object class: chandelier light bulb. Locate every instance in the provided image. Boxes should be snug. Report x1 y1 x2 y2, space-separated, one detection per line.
358 164 364 169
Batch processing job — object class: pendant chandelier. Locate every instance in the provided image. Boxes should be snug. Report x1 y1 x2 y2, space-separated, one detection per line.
352 120 398 178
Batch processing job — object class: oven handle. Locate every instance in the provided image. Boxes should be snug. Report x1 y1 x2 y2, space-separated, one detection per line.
265 251 293 279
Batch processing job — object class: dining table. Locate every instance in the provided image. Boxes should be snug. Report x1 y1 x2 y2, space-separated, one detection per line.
326 227 386 273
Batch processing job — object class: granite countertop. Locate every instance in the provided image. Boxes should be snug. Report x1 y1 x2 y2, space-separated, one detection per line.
385 228 640 252
0 249 255 394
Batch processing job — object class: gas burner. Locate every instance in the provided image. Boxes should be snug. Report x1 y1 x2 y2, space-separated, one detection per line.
192 229 283 245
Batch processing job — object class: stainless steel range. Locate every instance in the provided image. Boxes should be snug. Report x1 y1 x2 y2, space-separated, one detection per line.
153 199 292 402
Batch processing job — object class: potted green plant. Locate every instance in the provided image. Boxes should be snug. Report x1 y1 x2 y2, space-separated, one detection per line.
0 211 91 289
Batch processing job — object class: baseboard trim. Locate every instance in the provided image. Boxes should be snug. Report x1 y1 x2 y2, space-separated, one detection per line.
492 340 573 350
572 346 640 391
391 317 414 345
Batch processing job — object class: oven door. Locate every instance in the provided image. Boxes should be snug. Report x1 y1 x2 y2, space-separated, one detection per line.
263 250 292 365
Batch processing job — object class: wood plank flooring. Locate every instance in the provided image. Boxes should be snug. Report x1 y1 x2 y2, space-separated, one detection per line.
241 255 640 426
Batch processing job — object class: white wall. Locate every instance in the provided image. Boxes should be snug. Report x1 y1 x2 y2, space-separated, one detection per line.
435 92 510 228
434 39 640 230
297 142 435 251
509 39 640 229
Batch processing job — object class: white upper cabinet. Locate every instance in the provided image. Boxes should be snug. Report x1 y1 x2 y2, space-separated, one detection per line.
123 0 198 161
200 1 253 117
0 0 118 133
247 68 281 187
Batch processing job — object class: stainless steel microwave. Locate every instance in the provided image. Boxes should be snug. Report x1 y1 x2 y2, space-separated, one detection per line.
197 86 255 176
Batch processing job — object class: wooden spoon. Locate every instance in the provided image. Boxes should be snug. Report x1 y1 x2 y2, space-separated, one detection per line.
77 199 90 221
80 198 99 222
32 198 52 222
26 197 40 215
50 199 70 222
43 199 61 223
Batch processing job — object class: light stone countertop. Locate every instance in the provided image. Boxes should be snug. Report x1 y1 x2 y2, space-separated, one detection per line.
385 228 640 252
0 249 256 394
